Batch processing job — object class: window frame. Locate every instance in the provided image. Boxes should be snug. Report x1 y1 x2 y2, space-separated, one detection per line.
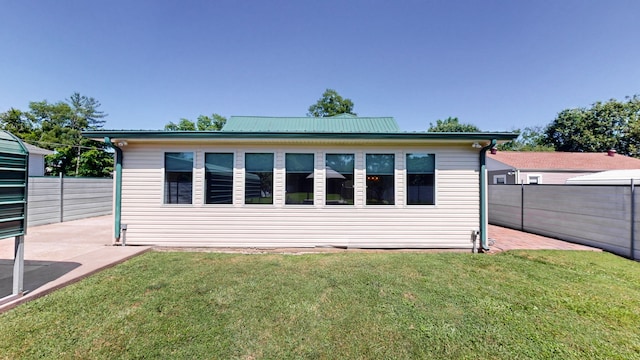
244 152 275 205
365 153 395 206
405 153 436 206
325 153 355 206
493 174 507 185
204 152 235 205
527 174 542 185
163 152 194 205
285 153 315 206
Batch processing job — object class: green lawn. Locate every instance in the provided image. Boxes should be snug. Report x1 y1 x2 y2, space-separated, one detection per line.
1 251 639 359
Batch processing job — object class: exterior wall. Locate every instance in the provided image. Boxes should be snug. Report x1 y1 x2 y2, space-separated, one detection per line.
488 170 516 184
517 171 593 185
119 142 481 248
28 154 46 176
489 170 595 185
27 176 113 227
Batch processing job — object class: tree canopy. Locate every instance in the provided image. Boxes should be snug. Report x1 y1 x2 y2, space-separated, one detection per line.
307 89 356 117
165 114 227 131
497 126 554 151
0 92 112 177
427 117 480 132
543 96 640 157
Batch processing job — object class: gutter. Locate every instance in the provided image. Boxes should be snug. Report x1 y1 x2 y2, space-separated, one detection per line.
104 138 123 245
479 139 497 252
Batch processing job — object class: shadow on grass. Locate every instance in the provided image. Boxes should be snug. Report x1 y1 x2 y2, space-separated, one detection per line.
0 259 80 299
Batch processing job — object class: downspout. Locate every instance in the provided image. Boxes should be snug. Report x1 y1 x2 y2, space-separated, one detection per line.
104 137 122 245
479 139 497 252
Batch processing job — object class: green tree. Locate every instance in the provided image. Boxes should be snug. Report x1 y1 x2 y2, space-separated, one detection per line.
307 89 356 117
165 114 227 131
498 126 554 151
0 93 113 177
428 117 480 132
543 96 640 157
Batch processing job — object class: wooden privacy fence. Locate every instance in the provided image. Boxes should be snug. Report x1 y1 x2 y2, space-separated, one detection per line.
27 176 113 227
489 184 639 260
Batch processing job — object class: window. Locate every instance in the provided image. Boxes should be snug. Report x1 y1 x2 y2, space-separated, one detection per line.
325 154 354 205
494 175 506 185
406 153 435 205
245 153 274 204
528 175 541 184
285 153 314 205
164 152 193 204
205 153 234 204
366 154 395 205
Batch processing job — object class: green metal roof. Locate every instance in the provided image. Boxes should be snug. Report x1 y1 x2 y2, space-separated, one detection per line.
222 114 400 133
0 131 29 156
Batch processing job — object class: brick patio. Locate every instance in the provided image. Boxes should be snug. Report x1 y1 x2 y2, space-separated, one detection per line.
488 224 601 252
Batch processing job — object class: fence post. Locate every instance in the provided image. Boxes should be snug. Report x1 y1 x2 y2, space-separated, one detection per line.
59 173 64 223
521 182 525 231
631 179 635 260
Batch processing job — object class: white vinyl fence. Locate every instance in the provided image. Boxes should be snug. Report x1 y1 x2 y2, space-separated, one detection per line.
27 176 113 227
489 184 639 260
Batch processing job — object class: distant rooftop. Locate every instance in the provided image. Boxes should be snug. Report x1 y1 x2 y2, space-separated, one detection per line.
489 151 640 171
23 143 54 155
222 114 400 133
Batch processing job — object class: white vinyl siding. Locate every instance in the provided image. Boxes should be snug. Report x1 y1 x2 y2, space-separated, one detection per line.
118 143 480 249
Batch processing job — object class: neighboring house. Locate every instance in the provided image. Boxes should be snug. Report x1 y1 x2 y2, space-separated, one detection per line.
84 115 516 249
565 169 640 185
487 150 640 185
23 143 53 176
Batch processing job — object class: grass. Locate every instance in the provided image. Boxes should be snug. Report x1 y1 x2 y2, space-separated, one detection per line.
1 250 639 359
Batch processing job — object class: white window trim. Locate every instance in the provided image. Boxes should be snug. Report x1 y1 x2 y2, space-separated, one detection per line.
527 174 542 184
493 174 507 185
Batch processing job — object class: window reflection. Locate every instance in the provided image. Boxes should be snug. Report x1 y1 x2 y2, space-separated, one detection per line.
406 153 435 205
286 153 314 205
245 153 274 204
325 154 354 205
366 154 394 205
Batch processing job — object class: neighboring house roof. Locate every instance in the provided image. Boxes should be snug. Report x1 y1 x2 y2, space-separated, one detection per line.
222 114 401 133
23 143 54 156
566 169 640 185
488 151 640 171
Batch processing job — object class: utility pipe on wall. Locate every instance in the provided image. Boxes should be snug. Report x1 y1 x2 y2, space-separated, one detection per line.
104 137 123 244
479 139 497 252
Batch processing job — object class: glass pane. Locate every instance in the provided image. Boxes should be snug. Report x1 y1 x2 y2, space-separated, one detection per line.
366 154 394 205
205 153 234 204
246 153 274 172
286 154 314 205
366 154 394 175
165 152 194 172
165 172 193 204
285 153 314 173
406 153 434 174
407 174 434 205
326 154 354 205
407 153 435 205
245 153 273 204
165 152 193 204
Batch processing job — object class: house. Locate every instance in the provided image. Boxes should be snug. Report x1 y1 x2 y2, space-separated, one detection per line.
83 115 517 250
487 150 640 185
565 169 640 185
23 143 53 176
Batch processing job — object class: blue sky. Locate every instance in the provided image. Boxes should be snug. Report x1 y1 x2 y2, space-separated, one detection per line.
1 0 638 132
